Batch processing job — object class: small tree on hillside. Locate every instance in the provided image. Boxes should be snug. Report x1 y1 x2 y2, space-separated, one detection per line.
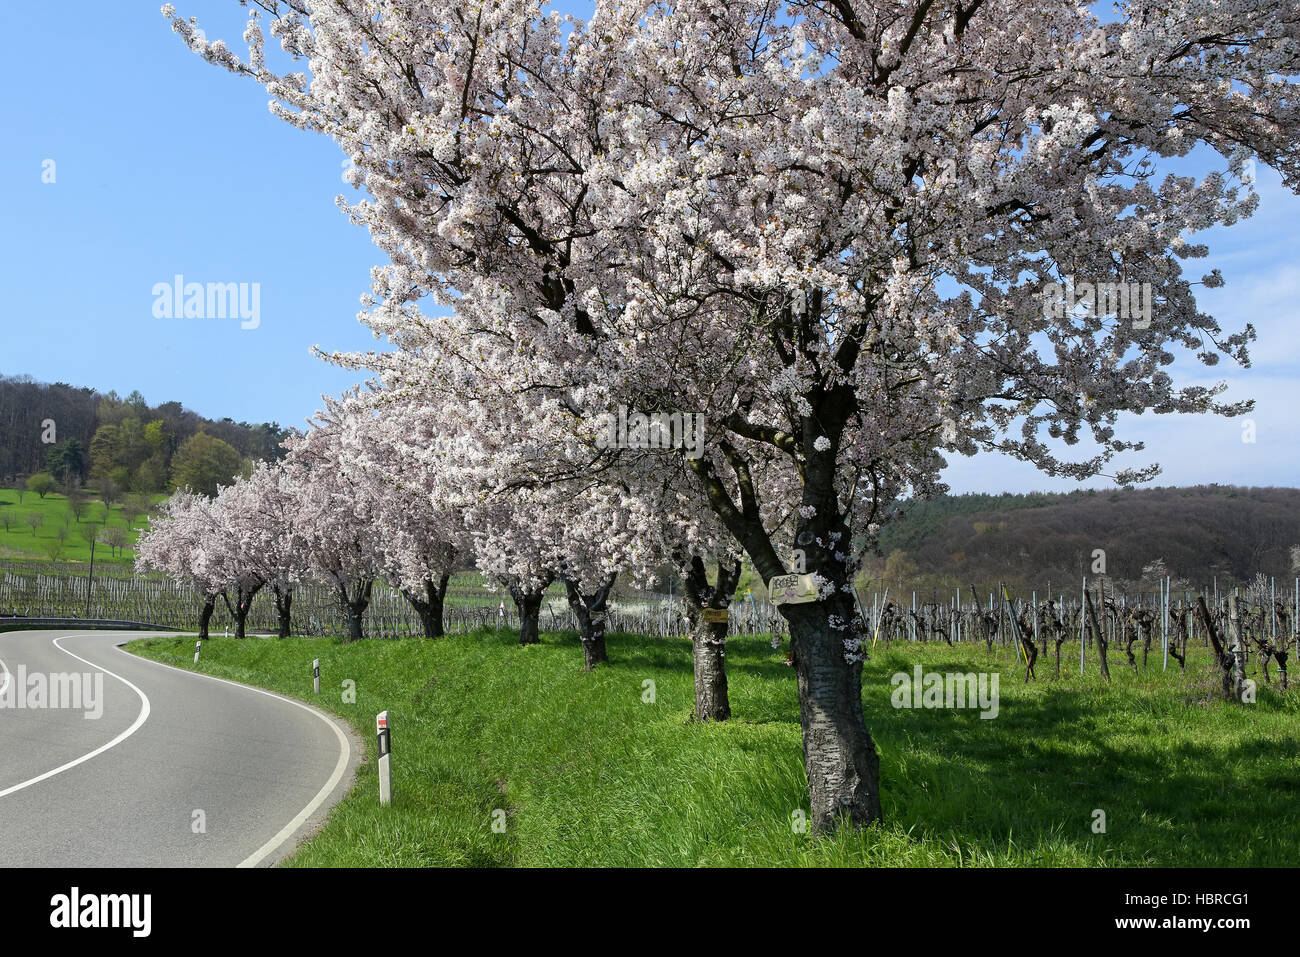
104 525 130 558
26 473 54 499
171 431 244 497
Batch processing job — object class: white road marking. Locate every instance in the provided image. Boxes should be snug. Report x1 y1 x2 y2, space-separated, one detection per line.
0 635 151 800
116 640 353 867
0 654 9 697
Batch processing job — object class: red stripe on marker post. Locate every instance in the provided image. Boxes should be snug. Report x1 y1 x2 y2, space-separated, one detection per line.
376 711 392 806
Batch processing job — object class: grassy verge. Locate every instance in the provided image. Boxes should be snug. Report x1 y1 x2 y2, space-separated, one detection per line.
126 629 1300 866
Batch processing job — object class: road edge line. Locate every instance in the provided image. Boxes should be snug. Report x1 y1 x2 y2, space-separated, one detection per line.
116 636 357 868
0 635 152 800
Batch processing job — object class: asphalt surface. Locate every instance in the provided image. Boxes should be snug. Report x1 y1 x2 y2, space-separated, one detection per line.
0 630 358 867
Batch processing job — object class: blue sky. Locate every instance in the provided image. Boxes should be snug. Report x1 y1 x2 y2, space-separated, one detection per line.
2 1 1295 494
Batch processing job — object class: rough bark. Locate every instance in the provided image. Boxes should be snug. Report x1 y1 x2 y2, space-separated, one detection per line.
509 576 551 646
273 584 293 638
1168 609 1188 671
403 573 450 638
784 595 882 832
222 578 264 639
1123 621 1139 675
679 556 742 722
337 578 374 642
1084 590 1110 681
685 372 881 832
197 593 216 640
1195 595 1237 700
563 573 616 670
1227 595 1248 699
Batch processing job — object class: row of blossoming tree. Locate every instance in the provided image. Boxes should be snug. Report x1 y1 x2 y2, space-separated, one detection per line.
151 0 1300 832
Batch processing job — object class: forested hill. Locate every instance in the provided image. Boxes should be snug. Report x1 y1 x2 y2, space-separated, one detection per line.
0 373 289 494
867 485 1300 592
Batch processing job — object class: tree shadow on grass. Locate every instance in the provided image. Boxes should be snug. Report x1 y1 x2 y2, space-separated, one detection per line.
864 673 1300 865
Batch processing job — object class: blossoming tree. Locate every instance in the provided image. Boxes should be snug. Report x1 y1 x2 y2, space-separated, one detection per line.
328 391 468 637
167 0 1299 830
135 490 226 639
286 405 385 642
216 463 311 637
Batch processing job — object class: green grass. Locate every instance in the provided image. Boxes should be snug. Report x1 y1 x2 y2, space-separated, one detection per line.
126 629 1300 866
0 487 161 566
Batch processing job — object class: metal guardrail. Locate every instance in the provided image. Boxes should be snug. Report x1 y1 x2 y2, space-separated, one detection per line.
0 617 177 633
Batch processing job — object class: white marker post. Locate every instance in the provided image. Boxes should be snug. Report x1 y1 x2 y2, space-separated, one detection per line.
376 711 392 807
194 640 202 665
312 659 320 695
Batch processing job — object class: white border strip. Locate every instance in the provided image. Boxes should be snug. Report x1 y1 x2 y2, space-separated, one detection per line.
119 641 352 867
0 635 152 799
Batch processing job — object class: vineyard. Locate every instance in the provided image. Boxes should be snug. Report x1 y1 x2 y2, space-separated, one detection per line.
3 557 1296 695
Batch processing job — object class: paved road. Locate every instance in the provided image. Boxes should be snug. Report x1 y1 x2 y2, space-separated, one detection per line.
0 630 358 867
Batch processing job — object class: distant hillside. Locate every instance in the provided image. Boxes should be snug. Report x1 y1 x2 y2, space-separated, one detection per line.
0 373 289 494
863 485 1300 593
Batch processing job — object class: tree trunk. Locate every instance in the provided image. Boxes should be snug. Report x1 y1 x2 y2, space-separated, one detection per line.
1227 595 1247 700
198 594 216 640
679 556 742 722
690 619 730 721
1196 595 1236 700
784 595 882 832
1084 590 1109 681
223 579 264 639
273 585 293 638
564 573 617 671
683 373 880 832
1169 610 1188 671
403 573 450 638
337 578 374 643
509 578 551 646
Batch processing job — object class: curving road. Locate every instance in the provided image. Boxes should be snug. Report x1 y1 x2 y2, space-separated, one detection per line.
0 630 358 867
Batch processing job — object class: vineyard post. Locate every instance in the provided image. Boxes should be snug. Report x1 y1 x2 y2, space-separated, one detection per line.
1270 577 1277 649
852 586 869 635
994 591 1002 649
1032 591 1038 650
1228 595 1246 699
1162 576 1169 672
1085 586 1110 682
84 536 96 620
1080 577 1086 674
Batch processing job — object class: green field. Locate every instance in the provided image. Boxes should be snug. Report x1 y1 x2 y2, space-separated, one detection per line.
0 487 160 566
126 629 1300 866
